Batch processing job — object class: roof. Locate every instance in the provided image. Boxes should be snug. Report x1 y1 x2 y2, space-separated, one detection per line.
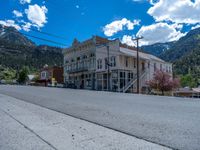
40 66 63 72
28 75 35 80
95 36 111 45
119 47 166 63
174 88 200 94
192 88 200 93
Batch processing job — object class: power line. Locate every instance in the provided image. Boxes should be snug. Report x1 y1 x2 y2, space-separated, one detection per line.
2 25 67 41
23 33 67 46
28 28 67 40
2 26 67 46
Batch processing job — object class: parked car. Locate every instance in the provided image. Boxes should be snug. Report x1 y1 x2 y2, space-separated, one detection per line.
56 84 64 88
65 83 77 89
0 80 6 84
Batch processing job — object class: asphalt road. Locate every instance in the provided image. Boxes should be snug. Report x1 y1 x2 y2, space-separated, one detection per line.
0 85 199 150
0 94 170 150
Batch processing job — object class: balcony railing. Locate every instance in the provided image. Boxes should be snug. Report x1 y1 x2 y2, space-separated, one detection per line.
67 66 89 73
65 58 96 73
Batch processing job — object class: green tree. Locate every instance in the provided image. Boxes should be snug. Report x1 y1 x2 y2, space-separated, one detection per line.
0 66 16 81
180 74 197 88
18 66 29 84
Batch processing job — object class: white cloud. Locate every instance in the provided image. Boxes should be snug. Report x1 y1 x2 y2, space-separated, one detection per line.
22 22 32 31
25 4 48 28
103 18 140 37
149 0 159 5
191 24 200 30
132 0 159 4
13 10 23 17
20 0 31 4
0 20 21 30
121 35 136 46
171 23 183 30
136 22 186 45
148 0 200 24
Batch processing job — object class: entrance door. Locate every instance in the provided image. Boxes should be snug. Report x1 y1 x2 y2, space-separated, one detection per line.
80 74 84 89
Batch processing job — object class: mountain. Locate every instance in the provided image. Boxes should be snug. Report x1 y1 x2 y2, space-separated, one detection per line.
160 27 200 75
0 25 35 47
160 27 200 62
141 27 200 76
173 48 200 75
0 26 63 71
37 45 62 53
141 42 174 57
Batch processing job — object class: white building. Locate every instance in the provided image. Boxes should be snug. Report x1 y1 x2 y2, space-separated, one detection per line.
63 36 172 93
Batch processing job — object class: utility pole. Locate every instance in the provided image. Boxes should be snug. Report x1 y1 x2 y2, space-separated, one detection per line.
132 37 143 94
96 43 111 91
107 45 111 91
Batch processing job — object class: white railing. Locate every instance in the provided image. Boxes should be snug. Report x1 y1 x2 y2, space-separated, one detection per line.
121 70 146 93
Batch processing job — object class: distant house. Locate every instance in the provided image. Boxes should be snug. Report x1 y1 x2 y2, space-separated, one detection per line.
174 87 200 98
27 74 36 85
38 66 63 86
62 36 172 93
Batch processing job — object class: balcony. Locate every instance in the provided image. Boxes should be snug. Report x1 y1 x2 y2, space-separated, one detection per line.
67 66 89 73
65 58 96 74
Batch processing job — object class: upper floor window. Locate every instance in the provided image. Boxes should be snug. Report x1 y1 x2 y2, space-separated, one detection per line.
134 58 136 68
160 64 162 71
77 57 80 61
83 55 87 59
169 66 171 73
105 58 108 69
154 63 157 72
41 72 46 78
97 59 102 69
90 53 95 57
142 62 145 71
166 66 168 72
65 60 69 64
110 56 116 67
125 57 128 67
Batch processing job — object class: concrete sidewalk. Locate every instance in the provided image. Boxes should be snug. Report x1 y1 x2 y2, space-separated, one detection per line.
0 94 170 150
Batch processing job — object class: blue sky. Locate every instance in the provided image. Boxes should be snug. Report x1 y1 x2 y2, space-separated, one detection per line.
1 0 200 47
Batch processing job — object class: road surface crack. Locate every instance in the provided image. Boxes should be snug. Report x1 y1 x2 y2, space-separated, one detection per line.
0 109 58 150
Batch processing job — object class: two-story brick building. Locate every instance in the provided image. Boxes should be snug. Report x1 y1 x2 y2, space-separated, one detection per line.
62 36 172 93
39 66 63 86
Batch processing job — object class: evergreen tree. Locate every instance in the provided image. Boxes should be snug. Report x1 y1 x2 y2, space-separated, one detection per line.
18 66 29 84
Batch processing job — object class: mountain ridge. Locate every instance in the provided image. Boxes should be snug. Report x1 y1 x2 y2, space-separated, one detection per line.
0 26 63 70
144 27 200 75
